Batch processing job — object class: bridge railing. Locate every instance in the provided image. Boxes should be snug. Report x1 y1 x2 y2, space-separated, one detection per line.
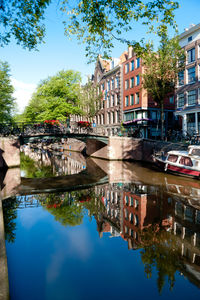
0 121 71 137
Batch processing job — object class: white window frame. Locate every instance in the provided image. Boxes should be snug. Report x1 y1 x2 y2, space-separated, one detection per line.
136 58 140 68
136 75 140 86
125 79 129 90
187 66 196 84
187 48 195 64
187 90 196 106
125 63 129 73
130 77 134 88
177 93 185 108
125 95 129 107
135 92 139 104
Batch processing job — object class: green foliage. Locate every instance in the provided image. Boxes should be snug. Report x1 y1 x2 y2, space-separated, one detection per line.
61 0 179 61
0 0 50 50
141 29 185 139
40 192 84 226
20 152 54 178
0 60 16 122
23 70 83 123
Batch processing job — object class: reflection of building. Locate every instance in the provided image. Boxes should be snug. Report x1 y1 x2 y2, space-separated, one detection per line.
94 179 200 288
95 183 123 238
22 146 86 176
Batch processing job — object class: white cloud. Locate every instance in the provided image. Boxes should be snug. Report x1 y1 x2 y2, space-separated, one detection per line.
11 78 37 113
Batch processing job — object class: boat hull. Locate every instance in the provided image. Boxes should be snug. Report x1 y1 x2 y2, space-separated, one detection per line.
153 157 200 179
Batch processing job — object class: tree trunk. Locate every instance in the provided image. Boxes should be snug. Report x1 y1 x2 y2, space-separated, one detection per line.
161 100 164 140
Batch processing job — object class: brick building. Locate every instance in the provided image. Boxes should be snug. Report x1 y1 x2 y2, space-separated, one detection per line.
122 47 175 138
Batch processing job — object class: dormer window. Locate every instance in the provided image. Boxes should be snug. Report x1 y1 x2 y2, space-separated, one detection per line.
188 36 192 42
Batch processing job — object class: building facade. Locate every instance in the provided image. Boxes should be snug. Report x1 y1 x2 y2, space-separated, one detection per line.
175 23 200 135
93 54 127 136
122 47 175 138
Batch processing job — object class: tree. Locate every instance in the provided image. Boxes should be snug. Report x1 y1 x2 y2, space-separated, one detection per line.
23 70 83 122
79 79 102 121
0 60 16 122
62 0 179 61
0 0 50 50
141 28 185 139
0 1 179 59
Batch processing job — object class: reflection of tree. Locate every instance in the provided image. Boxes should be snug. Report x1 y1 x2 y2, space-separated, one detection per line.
37 192 84 226
36 188 105 227
20 152 53 178
2 197 19 243
140 226 183 294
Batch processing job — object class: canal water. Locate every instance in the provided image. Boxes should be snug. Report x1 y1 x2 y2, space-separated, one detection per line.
2 146 200 299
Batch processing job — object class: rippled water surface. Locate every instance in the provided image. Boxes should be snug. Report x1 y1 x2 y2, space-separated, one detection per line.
2 147 200 300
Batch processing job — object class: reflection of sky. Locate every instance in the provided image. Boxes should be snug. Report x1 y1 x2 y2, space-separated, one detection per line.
5 202 200 300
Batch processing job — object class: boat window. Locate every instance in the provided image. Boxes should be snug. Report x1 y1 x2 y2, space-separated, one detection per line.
168 154 178 162
191 149 200 156
179 156 193 166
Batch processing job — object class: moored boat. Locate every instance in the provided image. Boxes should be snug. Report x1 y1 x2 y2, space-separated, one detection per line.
153 145 200 179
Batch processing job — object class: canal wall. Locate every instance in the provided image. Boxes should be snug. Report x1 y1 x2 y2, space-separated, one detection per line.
0 138 20 168
0 200 9 300
86 137 188 162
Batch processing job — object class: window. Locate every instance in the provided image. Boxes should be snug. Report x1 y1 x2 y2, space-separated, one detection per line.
136 75 140 85
116 94 120 105
112 112 115 124
125 79 129 90
125 63 129 73
136 58 140 68
187 66 195 83
111 94 115 106
177 93 184 107
131 60 134 71
107 95 110 108
130 197 134 206
107 80 110 91
169 96 174 104
107 112 111 124
111 79 114 89
101 83 104 91
104 90 107 100
130 77 134 88
116 77 119 88
178 71 184 86
179 156 193 167
187 90 196 106
188 36 192 42
134 215 139 226
130 94 134 105
168 154 178 162
135 92 139 104
125 96 129 106
199 65 200 81
187 48 195 63
135 199 139 210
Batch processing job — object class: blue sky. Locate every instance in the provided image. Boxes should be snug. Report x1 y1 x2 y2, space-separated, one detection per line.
1 0 200 113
